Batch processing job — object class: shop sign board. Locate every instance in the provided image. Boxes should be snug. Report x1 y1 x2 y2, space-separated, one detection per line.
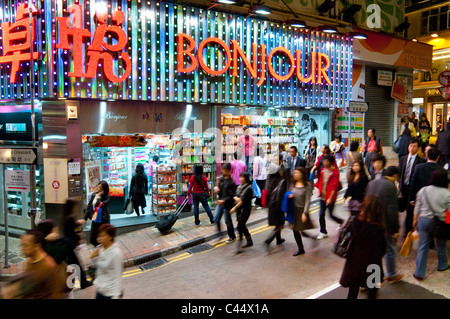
438 71 450 101
377 70 393 86
0 148 37 165
391 73 414 104
0 1 352 108
4 170 30 192
347 101 369 113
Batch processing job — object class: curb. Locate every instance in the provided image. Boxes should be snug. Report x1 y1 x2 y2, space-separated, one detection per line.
124 187 348 269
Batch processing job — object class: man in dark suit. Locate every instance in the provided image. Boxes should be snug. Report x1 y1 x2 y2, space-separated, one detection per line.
286 146 306 180
398 138 426 237
410 146 445 203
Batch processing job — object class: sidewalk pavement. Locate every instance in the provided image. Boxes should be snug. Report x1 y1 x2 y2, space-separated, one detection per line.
1 148 399 279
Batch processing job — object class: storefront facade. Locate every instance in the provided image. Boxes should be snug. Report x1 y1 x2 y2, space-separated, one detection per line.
0 1 353 231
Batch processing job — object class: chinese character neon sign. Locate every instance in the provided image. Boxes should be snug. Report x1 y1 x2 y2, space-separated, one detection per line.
0 3 40 83
55 4 131 83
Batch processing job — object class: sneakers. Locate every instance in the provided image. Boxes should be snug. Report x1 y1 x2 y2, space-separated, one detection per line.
195 221 202 227
226 237 236 244
317 233 328 240
384 273 404 284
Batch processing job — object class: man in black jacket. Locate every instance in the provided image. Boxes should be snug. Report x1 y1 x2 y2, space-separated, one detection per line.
398 138 426 236
213 163 237 243
436 121 450 167
410 146 445 203
286 146 306 182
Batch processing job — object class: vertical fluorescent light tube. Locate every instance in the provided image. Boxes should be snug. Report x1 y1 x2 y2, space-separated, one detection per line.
98 101 107 133
182 104 193 130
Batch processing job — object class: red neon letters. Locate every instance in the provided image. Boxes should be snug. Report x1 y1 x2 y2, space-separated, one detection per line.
177 33 332 85
0 3 40 83
56 4 131 83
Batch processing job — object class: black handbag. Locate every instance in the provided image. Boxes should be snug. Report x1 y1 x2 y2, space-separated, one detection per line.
332 216 356 258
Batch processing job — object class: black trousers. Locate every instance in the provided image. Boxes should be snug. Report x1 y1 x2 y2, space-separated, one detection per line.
401 184 414 236
347 285 378 299
237 209 251 241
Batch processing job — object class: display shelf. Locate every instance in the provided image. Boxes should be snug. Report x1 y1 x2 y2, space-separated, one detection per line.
151 164 179 216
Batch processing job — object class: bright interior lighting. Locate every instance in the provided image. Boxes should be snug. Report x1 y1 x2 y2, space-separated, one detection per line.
431 33 439 38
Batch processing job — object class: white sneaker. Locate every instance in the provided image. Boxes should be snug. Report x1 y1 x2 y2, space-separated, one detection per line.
317 233 328 240
196 221 202 227
226 238 236 244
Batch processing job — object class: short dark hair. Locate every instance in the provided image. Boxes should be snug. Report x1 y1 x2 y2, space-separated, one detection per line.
222 163 231 171
429 169 448 188
350 140 359 152
334 133 342 140
384 166 400 177
242 126 249 131
97 223 116 240
372 154 386 168
368 128 375 134
427 146 440 161
152 155 159 162
37 219 57 239
24 229 45 246
323 154 335 165
289 146 298 153
239 171 251 184
409 138 420 147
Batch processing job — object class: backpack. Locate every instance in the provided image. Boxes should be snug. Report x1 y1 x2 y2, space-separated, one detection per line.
393 136 401 154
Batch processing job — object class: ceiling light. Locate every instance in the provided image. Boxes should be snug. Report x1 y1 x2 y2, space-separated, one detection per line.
250 5 271 15
431 33 439 38
317 25 337 33
349 32 367 39
215 0 236 4
286 19 307 28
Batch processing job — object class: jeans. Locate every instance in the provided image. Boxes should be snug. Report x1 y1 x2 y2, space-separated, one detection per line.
192 193 214 225
245 155 253 175
214 204 236 240
414 216 449 278
319 200 343 234
384 233 398 278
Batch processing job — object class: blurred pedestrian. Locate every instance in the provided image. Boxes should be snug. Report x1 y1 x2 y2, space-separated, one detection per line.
264 155 288 250
231 151 246 186
214 163 237 243
187 164 214 227
365 166 404 284
310 144 332 179
413 170 450 280
346 140 364 181
339 195 387 299
19 230 66 299
130 163 149 216
230 172 254 253
398 138 426 236
330 133 346 168
395 128 412 162
344 160 369 216
286 146 306 183
361 128 383 177
436 121 450 168
83 180 111 247
399 116 417 138
253 145 267 208
418 114 431 154
283 167 316 256
90 224 124 299
304 136 318 180
410 146 444 203
315 155 343 239
237 126 255 174
370 154 386 180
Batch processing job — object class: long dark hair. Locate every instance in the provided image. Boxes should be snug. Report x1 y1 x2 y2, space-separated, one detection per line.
194 164 204 186
348 160 367 183
359 195 384 226
98 180 110 197
309 136 318 148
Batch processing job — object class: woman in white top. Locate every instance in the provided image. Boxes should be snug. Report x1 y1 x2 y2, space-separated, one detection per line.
90 224 124 299
413 170 449 280
253 146 267 208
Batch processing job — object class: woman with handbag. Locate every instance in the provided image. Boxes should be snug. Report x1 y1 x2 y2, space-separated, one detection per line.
339 195 387 299
187 164 214 227
304 136 318 181
82 180 111 247
284 167 317 256
413 169 450 280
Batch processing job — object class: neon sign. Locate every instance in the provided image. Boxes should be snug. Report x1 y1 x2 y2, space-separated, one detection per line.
177 33 332 85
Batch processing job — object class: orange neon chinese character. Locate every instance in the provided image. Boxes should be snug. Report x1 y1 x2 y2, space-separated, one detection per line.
0 3 40 83
56 4 131 83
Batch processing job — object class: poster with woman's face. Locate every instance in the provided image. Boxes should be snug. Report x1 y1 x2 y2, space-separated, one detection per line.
297 111 329 156
87 166 100 195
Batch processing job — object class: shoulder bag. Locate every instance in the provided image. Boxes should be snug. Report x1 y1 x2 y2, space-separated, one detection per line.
423 188 450 240
332 215 356 258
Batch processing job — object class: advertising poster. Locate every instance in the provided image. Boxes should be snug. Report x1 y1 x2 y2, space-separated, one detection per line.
391 73 414 104
297 111 330 156
335 109 365 151
44 158 69 204
85 160 101 201
352 64 366 101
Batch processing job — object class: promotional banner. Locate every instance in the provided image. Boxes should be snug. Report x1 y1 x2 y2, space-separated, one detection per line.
335 108 365 151
43 158 69 204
